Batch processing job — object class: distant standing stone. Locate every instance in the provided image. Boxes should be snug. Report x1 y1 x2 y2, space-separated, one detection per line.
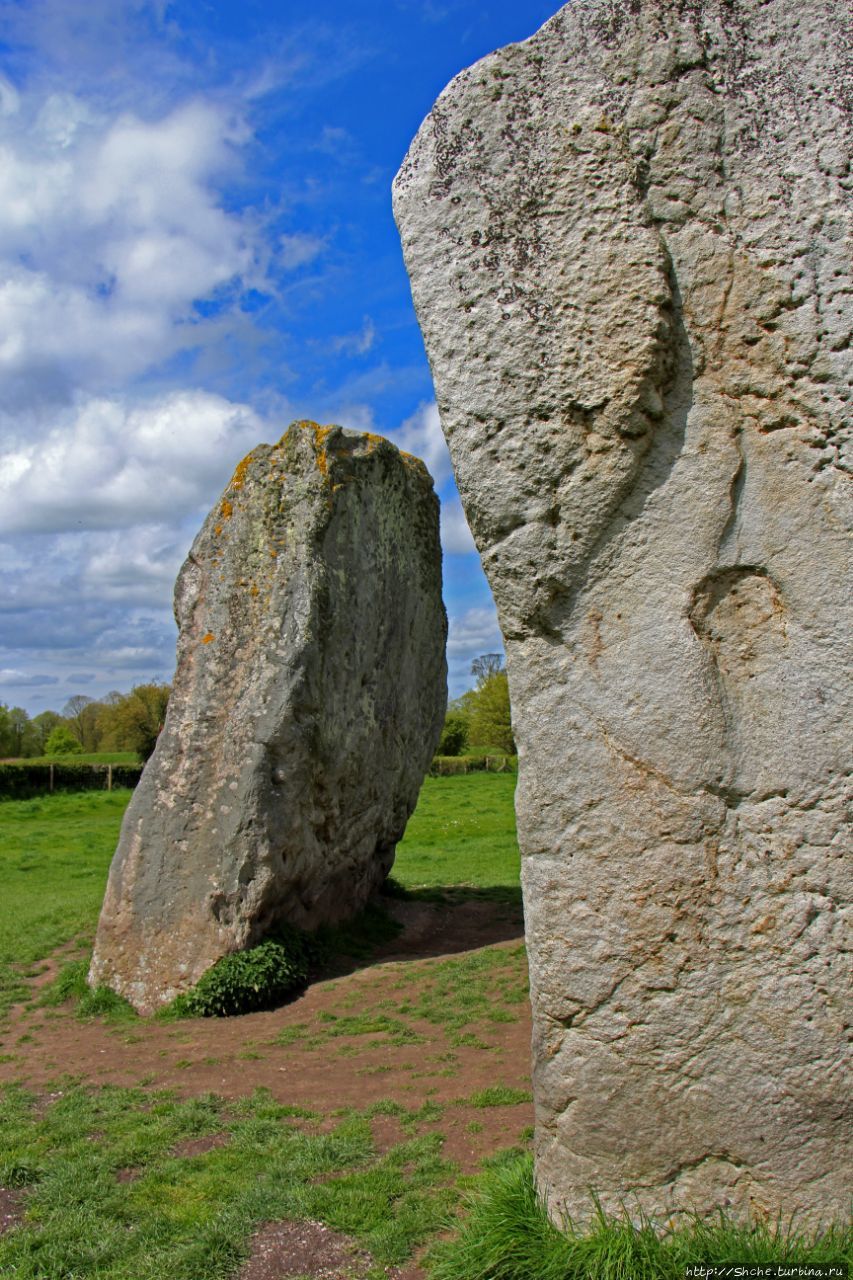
394 0 852 1229
90 423 447 1013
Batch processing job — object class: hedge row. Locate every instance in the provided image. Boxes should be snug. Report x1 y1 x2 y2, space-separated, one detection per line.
0 754 515 799
0 762 144 800
430 754 517 776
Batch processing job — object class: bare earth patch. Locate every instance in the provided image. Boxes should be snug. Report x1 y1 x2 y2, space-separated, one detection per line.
0 1187 27 1235
170 1132 230 1159
237 1219 379 1280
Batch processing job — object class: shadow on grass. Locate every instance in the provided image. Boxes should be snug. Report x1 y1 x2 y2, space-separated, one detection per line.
39 882 525 1023
311 880 525 982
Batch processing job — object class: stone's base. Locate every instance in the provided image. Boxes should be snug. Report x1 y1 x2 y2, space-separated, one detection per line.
395 0 852 1228
89 422 447 1013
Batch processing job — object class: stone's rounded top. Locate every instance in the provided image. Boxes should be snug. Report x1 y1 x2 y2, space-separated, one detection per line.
222 421 434 495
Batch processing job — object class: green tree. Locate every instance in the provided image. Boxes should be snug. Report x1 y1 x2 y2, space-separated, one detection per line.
7 706 40 757
466 655 515 754
45 724 83 755
0 704 13 758
438 711 469 757
32 710 63 753
103 683 171 761
62 694 95 748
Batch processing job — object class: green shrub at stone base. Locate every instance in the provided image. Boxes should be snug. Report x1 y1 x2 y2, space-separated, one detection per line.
168 926 311 1018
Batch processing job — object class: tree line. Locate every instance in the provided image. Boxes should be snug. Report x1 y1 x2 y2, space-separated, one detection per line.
0 684 171 762
2 654 512 764
438 653 515 756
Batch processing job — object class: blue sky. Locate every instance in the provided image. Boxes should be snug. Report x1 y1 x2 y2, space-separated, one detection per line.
0 0 560 714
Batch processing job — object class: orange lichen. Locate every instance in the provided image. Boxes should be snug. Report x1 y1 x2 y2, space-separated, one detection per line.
202 632 215 644
250 584 259 598
220 498 233 520
229 453 253 491
311 424 335 477
214 524 223 537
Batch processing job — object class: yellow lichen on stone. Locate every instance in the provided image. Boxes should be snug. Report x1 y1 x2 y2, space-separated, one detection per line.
202 632 215 644
399 449 427 472
220 498 233 520
311 424 335 477
229 453 253 492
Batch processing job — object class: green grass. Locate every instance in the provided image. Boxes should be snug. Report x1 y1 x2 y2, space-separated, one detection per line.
0 1084 458 1279
0 774 520 1022
393 772 519 894
0 790 132 1018
427 1154 853 1280
464 1086 532 1109
270 940 529 1057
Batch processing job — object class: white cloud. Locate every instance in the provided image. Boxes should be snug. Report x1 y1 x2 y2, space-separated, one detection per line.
0 390 269 534
440 496 477 555
329 315 376 357
447 604 503 659
0 93 256 404
0 668 59 688
390 400 453 489
278 231 326 270
445 603 504 698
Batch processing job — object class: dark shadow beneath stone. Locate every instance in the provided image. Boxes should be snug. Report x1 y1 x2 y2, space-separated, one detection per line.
313 885 524 985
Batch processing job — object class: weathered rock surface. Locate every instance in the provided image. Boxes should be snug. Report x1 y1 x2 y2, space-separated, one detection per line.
90 422 447 1013
395 0 851 1226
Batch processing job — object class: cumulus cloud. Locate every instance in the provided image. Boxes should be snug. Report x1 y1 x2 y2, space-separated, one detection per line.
445 603 504 698
447 604 503 659
440 497 477 555
0 390 269 534
0 93 256 408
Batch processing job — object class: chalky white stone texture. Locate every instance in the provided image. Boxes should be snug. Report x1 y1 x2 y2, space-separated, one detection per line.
394 0 852 1226
90 423 447 1013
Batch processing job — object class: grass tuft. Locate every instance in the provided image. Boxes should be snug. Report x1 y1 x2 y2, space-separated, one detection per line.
466 1086 532 1109
427 1154 853 1280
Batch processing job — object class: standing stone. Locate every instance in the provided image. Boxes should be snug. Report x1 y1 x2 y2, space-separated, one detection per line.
90 422 447 1014
394 0 851 1226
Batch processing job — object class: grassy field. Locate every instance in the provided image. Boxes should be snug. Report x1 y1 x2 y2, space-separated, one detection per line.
0 790 134 1019
392 772 519 895
0 776 849 1278
0 774 520 1022
0 775 528 1278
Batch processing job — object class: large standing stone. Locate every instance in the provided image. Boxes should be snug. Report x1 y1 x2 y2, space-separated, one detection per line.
394 0 851 1226
90 422 447 1013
